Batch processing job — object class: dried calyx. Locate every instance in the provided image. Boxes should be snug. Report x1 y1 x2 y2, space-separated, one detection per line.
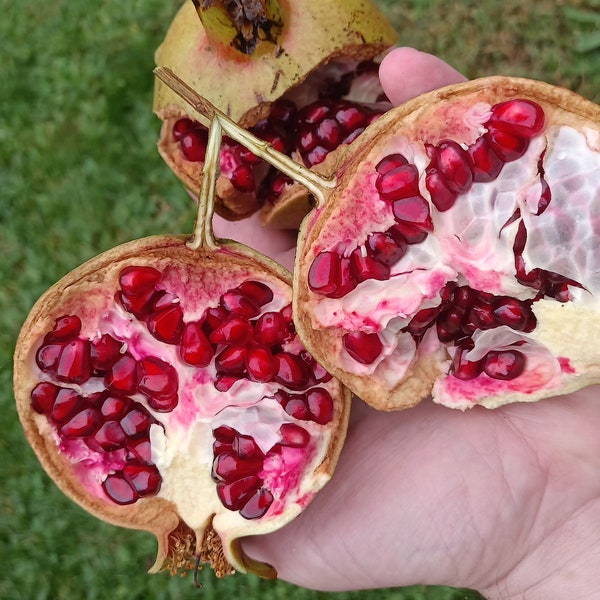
13 108 350 580
154 0 397 228
155 68 600 412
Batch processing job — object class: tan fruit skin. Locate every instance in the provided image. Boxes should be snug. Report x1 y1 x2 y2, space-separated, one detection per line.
293 76 600 412
153 0 397 222
14 235 351 578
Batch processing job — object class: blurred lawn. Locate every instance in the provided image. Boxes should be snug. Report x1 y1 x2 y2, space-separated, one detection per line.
0 1 598 599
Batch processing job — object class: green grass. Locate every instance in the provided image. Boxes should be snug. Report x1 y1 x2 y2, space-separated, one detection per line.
0 1 598 598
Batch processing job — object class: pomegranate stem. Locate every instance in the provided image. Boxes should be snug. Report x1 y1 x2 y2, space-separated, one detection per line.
188 117 222 251
154 67 336 207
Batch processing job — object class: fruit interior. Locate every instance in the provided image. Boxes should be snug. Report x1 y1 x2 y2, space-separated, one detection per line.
163 58 390 221
21 240 346 567
299 84 600 409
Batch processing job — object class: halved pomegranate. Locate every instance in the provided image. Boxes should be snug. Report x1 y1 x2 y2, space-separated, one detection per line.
153 0 397 227
13 117 350 579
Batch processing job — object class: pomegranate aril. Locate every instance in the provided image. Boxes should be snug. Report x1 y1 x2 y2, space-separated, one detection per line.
90 334 122 374
375 153 408 175
102 472 137 505
56 339 91 384
488 99 545 138
202 306 229 332
214 375 238 392
87 420 127 452
484 129 529 162
209 316 253 346
217 476 262 511
50 388 83 424
365 230 407 267
426 170 458 212
181 128 209 162
305 146 329 166
245 345 277 382
484 349 526 380
106 354 138 395
273 353 311 389
60 407 101 439
36 342 63 373
31 382 60 415
220 290 260 318
307 251 342 296
305 388 334 425
119 266 161 297
350 247 390 283
213 452 263 482
230 164 256 193
316 118 342 149
392 195 433 231
468 136 503 182
254 311 289 346
215 346 248 374
451 346 484 380
232 434 263 459
46 315 81 342
269 99 297 124
492 298 536 331
343 331 383 364
387 222 428 246
120 406 153 439
282 395 310 420
436 309 465 343
100 394 131 419
137 357 179 412
428 140 473 194
146 303 184 345
239 488 274 520
122 463 161 498
172 117 196 141
279 423 310 448
213 425 237 444
127 438 153 464
181 321 214 367
376 164 420 201
237 280 274 307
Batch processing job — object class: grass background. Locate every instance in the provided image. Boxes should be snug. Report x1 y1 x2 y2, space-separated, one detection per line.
1 1 598 598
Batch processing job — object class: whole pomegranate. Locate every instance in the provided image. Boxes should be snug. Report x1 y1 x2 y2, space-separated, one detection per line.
290 77 600 411
13 122 350 579
154 0 397 227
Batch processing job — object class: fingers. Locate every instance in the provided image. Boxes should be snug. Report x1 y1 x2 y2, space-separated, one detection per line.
379 47 467 106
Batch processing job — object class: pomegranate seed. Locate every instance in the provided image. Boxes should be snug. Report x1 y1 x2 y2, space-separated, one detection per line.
213 425 237 444
316 118 342 149
217 476 262 511
181 128 209 162
102 472 137 505
120 406 153 439
392 195 433 231
90 334 122 374
60 407 101 438
488 99 545 138
236 280 274 306
202 306 229 332
428 140 473 194
301 103 331 124
273 353 311 389
282 395 310 420
106 354 138 395
468 301 496 330
31 382 60 415
215 346 248 374
376 164 420 201
87 420 127 452
232 434 263 459
127 438 153 463
375 153 408 175
484 129 529 162
305 388 334 424
269 99 297 124
350 247 390 283
451 346 484 380
279 423 311 447
50 388 82 424
245 345 277 382
254 311 289 347
122 463 161 497
172 118 196 141
343 331 383 364
365 230 407 267
137 357 179 412
484 349 526 380
209 316 254 346
336 105 367 131
214 375 238 391
239 487 274 519
220 290 260 318
119 266 161 297
230 164 256 193
307 251 357 298
426 169 458 212
298 125 318 152
100 394 131 419
436 308 465 343
55 339 91 384
492 298 536 331
181 321 214 367
36 342 63 373
147 304 184 345
213 452 263 481
305 146 329 166
468 136 503 182
46 315 82 342
387 222 428 246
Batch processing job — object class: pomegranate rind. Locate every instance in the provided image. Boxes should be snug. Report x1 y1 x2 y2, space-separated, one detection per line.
14 235 350 577
293 76 600 411
153 0 396 222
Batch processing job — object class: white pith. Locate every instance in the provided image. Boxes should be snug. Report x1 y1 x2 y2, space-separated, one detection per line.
305 109 600 408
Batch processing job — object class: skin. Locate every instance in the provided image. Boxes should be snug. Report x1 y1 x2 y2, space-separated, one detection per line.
215 47 600 599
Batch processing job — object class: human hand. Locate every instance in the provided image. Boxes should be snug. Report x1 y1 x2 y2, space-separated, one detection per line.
226 47 600 599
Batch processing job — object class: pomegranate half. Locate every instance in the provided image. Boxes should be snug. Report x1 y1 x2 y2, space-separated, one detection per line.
13 112 350 578
153 0 397 227
291 77 600 410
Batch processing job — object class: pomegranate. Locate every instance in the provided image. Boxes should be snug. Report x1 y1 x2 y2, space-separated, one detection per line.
153 0 397 227
156 69 600 411
13 118 350 579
